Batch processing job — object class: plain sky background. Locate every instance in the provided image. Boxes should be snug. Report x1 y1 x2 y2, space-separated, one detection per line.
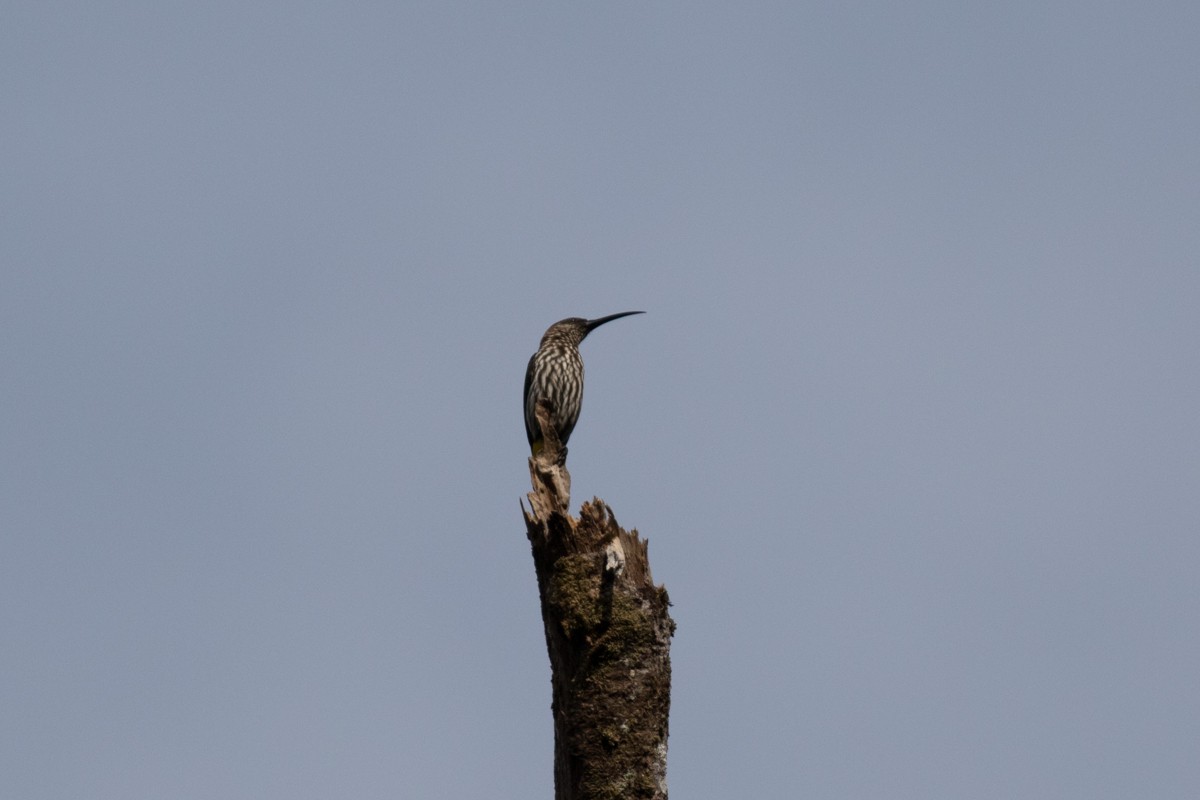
3 2 1198 798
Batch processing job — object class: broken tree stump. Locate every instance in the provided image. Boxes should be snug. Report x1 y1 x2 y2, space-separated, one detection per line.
520 401 674 800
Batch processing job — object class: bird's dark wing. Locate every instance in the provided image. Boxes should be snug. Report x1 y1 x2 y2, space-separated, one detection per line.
523 351 537 447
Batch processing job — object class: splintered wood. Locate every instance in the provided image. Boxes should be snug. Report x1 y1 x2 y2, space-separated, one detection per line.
520 400 673 800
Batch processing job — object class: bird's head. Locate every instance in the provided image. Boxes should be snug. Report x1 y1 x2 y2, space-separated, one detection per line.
539 311 645 348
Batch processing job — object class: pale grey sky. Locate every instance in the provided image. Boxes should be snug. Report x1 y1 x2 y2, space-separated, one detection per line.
3 2 1199 798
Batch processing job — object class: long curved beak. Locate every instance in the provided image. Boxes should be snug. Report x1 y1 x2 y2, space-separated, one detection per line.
585 311 645 333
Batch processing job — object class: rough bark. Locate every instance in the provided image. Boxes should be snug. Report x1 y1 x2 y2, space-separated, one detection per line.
521 401 674 800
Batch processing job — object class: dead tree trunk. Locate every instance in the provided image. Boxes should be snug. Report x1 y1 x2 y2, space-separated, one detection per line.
521 401 674 800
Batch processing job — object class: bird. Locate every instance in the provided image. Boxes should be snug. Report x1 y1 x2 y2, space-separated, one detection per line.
524 311 644 460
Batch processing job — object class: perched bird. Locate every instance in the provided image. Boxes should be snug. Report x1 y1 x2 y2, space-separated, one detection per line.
524 312 645 459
